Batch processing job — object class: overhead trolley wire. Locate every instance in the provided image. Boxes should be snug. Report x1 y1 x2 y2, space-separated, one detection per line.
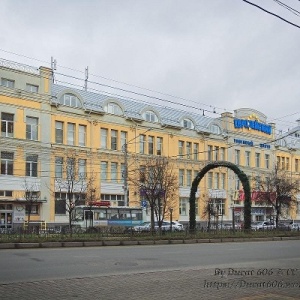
242 0 300 29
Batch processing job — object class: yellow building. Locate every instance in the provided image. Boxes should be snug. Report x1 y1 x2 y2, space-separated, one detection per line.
1 58 300 230
0 59 52 229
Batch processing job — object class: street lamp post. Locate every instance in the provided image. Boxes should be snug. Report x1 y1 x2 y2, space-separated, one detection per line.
232 204 235 233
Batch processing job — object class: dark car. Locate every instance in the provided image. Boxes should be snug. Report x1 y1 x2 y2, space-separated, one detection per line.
276 223 290 231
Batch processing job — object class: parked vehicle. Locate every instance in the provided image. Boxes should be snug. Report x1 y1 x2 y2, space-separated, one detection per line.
275 223 291 231
251 221 275 231
290 223 300 231
132 221 184 232
221 223 239 230
170 221 184 231
132 222 151 232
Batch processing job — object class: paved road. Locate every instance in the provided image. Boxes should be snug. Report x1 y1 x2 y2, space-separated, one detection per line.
1 240 300 299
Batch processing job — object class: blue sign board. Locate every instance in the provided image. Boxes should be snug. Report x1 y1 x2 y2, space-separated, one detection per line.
234 138 271 149
234 119 272 135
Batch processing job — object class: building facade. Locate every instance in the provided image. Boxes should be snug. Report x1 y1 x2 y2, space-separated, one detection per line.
1 58 300 229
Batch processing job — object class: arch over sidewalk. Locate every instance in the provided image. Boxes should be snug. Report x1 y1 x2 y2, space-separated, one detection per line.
189 161 251 231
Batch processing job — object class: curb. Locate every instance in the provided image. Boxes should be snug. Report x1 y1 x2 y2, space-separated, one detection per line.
83 241 104 247
0 236 299 250
40 242 63 248
15 243 40 249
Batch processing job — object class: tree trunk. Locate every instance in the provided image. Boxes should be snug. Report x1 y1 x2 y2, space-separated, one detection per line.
150 203 155 234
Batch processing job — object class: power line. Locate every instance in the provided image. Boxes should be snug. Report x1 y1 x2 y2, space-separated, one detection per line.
1 55 299 135
55 72 213 116
242 0 300 29
273 0 300 17
0 49 226 113
1 52 299 130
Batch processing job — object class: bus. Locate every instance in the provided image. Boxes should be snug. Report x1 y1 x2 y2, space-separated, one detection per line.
71 205 145 231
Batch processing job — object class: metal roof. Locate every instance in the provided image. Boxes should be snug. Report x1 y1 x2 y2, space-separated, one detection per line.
52 84 219 134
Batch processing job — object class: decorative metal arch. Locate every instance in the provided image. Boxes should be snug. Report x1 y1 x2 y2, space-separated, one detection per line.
189 161 251 231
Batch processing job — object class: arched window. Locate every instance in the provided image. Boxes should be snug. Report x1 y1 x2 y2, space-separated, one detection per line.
182 118 194 129
278 139 286 147
105 102 123 115
143 111 158 122
59 94 82 108
211 124 221 134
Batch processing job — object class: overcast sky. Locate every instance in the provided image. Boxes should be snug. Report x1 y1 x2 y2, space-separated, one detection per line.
1 0 300 133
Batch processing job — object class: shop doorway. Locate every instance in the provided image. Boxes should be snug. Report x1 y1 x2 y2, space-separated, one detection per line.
0 210 13 229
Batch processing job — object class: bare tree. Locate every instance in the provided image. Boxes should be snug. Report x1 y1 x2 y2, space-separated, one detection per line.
23 179 40 231
202 198 219 231
255 167 299 228
55 153 87 234
84 172 99 230
128 156 178 232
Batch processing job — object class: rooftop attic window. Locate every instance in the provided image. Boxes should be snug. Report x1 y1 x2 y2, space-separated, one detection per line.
1 78 15 88
211 124 221 134
278 139 286 147
59 93 82 108
182 118 194 129
143 111 158 122
105 102 123 115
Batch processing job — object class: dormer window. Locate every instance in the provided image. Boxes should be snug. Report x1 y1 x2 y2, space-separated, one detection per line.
59 93 82 108
278 139 286 147
182 118 194 129
143 111 158 122
105 102 123 115
211 124 221 134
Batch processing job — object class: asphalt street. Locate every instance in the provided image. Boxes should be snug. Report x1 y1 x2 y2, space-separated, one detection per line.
1 240 300 299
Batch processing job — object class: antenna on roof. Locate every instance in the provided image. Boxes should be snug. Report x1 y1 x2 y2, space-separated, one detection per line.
51 57 57 70
51 57 57 83
84 66 89 91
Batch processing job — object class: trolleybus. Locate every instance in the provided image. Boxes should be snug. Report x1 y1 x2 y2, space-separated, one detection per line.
71 204 145 231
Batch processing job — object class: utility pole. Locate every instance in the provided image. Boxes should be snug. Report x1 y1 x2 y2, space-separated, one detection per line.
84 66 88 91
123 143 128 206
122 127 152 207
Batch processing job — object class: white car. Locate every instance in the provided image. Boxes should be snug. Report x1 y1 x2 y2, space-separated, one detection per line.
132 221 170 232
132 221 184 232
251 221 275 231
132 222 151 232
170 221 184 231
